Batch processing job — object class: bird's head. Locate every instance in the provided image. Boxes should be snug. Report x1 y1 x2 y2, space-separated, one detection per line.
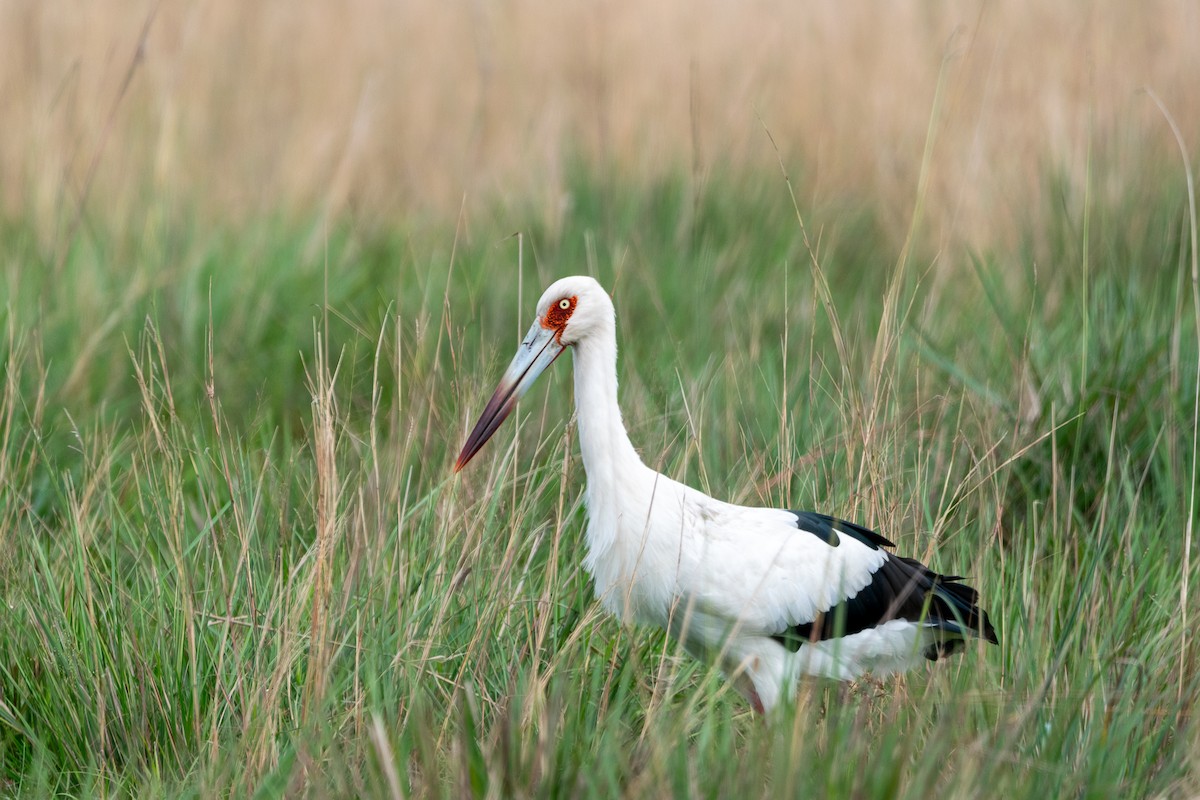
532 275 613 346
454 275 613 472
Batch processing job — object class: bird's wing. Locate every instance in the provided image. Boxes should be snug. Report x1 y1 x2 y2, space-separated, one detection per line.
770 511 997 650
678 496 996 647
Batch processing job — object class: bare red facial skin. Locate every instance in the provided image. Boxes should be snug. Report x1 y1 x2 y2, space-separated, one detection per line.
540 295 577 341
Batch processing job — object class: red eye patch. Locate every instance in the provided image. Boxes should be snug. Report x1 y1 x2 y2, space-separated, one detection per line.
542 295 577 336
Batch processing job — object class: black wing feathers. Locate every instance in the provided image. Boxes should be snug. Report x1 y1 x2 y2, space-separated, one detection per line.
774 512 998 654
789 510 895 550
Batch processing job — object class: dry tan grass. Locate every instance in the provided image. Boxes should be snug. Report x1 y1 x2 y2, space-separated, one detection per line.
2 0 1196 248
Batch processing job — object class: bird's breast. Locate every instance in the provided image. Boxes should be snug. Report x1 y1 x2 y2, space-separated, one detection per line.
582 497 687 628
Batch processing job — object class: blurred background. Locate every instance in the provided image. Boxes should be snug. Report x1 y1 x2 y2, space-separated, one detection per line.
2 4 1199 795
3 0 1197 253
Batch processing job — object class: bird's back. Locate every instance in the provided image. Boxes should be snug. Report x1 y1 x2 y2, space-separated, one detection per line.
586 469 995 676
587 471 891 635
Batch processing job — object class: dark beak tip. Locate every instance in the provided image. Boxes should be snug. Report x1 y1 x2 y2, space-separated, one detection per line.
454 334 557 478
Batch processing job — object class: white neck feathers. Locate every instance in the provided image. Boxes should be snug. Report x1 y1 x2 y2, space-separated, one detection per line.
571 315 646 560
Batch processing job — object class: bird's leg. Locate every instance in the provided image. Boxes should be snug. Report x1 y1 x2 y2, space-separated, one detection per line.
741 682 766 716
725 657 767 715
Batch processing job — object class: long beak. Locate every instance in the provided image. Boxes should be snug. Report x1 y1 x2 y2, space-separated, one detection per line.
454 322 567 472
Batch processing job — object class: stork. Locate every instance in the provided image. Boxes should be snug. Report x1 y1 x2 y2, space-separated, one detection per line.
455 275 997 713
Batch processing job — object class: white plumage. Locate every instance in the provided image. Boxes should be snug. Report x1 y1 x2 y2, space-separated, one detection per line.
456 275 997 713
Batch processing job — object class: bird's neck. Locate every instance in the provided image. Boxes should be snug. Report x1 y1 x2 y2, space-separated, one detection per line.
572 329 645 513
571 323 664 619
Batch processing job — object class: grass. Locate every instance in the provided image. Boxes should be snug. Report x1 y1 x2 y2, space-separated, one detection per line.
0 164 1197 798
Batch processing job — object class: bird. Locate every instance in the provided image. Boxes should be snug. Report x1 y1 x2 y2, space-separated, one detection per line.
454 275 997 713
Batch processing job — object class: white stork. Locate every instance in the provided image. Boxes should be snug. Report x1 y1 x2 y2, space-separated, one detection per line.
455 275 997 713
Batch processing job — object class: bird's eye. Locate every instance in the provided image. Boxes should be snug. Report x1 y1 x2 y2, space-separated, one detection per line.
542 294 577 334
